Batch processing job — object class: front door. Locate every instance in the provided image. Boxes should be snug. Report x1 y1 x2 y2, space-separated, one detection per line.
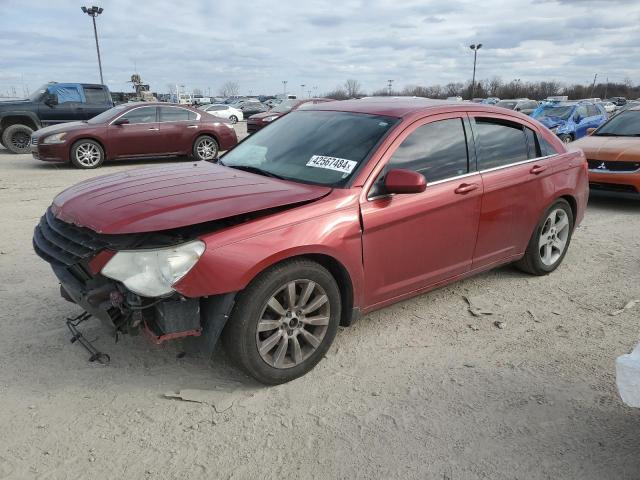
108 106 161 158
360 115 482 308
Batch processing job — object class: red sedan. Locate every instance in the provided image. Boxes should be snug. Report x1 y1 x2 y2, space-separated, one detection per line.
34 98 588 384
30 102 238 168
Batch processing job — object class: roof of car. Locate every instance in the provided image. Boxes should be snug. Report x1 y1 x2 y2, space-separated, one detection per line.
304 97 515 118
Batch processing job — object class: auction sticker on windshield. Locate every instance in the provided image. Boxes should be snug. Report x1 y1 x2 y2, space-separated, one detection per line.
306 155 357 174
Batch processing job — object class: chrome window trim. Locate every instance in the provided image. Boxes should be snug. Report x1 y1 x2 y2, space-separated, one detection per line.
478 153 558 174
108 105 200 126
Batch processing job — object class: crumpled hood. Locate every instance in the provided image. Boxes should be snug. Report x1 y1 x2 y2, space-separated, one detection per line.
32 121 93 138
573 135 640 161
51 162 331 234
537 117 565 130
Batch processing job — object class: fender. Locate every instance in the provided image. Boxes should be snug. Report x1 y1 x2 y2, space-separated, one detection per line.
0 110 42 130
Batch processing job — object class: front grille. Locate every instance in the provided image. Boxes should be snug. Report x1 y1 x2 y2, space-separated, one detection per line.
33 208 109 266
30 136 38 146
588 159 640 172
589 182 638 194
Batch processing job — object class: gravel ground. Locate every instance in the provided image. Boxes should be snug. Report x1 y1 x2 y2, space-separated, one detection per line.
1 134 639 479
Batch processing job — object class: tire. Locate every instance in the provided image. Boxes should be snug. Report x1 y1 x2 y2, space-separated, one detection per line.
222 259 341 385
193 135 218 161
70 139 105 169
2 124 33 154
516 199 574 276
229 115 238 124
558 134 572 144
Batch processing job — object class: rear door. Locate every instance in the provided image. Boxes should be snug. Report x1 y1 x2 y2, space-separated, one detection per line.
469 114 557 269
81 86 112 120
360 114 483 306
107 106 162 158
157 106 199 155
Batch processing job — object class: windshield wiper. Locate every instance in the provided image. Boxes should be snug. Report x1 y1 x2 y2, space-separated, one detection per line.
226 164 287 180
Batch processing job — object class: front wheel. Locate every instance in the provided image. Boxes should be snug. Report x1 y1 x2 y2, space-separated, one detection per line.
516 199 574 275
193 135 218 161
70 139 105 169
222 259 341 384
2 124 33 154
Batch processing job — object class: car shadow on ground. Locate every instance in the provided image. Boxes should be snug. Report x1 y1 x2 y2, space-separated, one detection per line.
588 190 640 211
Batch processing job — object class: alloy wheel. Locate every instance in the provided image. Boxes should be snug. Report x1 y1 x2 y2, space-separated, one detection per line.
538 208 570 266
256 279 330 369
75 143 101 167
196 138 217 160
11 131 30 150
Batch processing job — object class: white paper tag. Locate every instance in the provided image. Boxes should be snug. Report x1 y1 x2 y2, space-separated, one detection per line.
306 155 357 174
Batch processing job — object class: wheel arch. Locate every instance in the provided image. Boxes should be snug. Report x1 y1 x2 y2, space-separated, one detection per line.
0 113 40 131
558 194 577 228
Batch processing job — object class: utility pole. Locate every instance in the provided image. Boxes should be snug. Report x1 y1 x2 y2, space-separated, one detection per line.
604 77 608 99
387 79 394 95
589 73 598 98
282 80 288 97
469 43 482 99
300 84 306 98
81 6 105 84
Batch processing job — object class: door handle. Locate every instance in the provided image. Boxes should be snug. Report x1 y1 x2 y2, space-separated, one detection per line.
147 127 159 131
186 125 198 129
530 165 547 174
454 183 479 194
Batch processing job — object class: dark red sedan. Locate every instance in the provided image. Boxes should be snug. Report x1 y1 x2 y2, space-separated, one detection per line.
30 102 238 168
34 98 588 384
247 98 332 133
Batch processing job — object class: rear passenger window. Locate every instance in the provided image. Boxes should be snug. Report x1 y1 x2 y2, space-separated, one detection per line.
385 118 469 182
83 87 108 104
159 107 196 122
474 118 528 170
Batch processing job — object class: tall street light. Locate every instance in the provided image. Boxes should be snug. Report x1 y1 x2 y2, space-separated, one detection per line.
282 80 288 96
81 6 105 84
469 43 482 99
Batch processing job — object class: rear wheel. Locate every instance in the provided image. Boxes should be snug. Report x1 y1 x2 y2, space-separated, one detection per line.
229 115 238 124
2 124 33 154
516 199 574 275
222 259 341 384
193 135 218 161
70 139 105 169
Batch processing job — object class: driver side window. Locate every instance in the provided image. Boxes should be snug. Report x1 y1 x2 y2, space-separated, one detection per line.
575 106 588 120
370 118 469 197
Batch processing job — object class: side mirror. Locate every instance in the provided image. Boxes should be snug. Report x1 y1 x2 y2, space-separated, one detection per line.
384 169 427 194
112 117 130 126
586 127 597 136
44 93 58 106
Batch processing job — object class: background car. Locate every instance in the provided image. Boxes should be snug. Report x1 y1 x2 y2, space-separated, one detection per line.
496 99 539 115
246 98 332 133
233 99 268 116
29 102 237 168
531 101 607 143
573 106 640 195
598 101 616 114
199 104 244 123
33 98 587 384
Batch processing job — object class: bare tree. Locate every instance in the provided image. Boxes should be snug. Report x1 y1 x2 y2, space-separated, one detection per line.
219 81 240 97
344 79 363 98
325 86 349 100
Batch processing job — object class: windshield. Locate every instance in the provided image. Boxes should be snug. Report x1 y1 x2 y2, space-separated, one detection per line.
271 99 299 113
221 110 399 186
496 101 517 109
87 104 129 124
28 84 51 101
533 105 574 121
595 111 640 136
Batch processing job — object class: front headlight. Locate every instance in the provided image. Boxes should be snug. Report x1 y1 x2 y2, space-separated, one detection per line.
42 132 67 144
262 115 279 122
101 240 206 297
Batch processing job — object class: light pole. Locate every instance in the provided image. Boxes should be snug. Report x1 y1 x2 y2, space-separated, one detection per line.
387 79 394 95
300 84 306 98
81 6 105 85
282 80 288 97
469 43 482 99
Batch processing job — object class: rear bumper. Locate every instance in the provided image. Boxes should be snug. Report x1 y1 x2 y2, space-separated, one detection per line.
588 171 640 194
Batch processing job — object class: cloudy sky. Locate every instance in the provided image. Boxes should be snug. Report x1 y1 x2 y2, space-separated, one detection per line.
0 0 639 97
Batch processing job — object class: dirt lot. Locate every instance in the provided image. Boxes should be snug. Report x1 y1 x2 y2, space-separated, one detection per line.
0 135 639 480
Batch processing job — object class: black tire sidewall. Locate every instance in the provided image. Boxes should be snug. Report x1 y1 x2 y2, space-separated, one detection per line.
527 199 574 274
2 124 33 154
70 139 105 169
223 260 341 384
192 135 218 161
229 115 237 124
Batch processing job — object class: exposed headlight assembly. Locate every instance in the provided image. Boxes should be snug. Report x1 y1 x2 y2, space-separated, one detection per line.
102 240 206 297
42 132 67 144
